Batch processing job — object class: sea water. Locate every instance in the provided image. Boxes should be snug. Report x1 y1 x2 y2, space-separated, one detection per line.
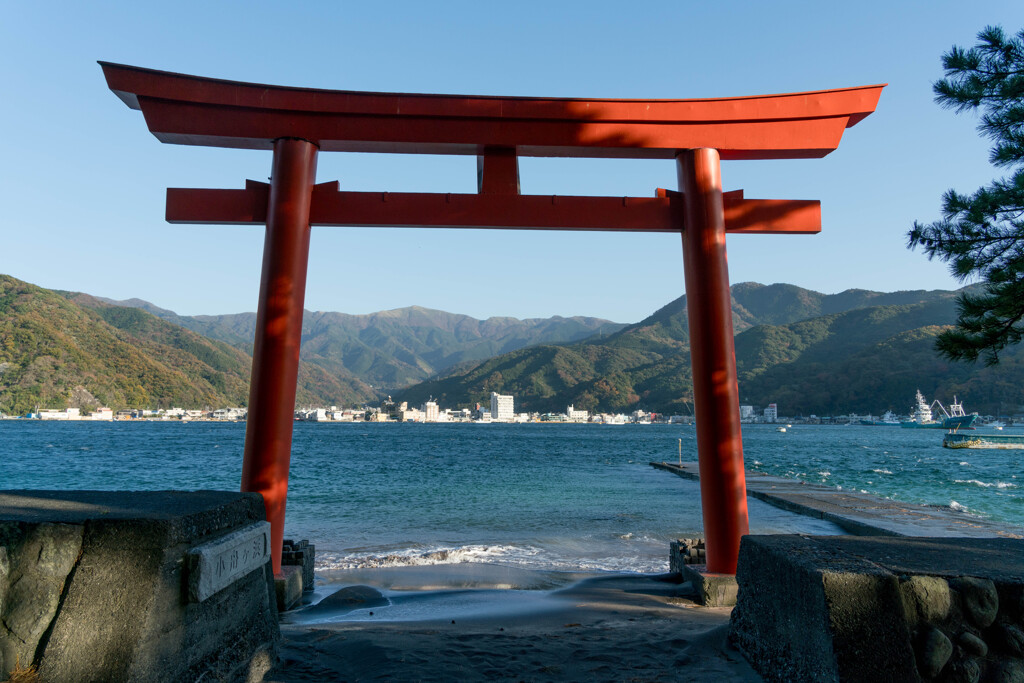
1 421 1020 579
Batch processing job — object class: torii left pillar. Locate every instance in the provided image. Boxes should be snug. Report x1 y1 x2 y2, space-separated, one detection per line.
240 138 319 576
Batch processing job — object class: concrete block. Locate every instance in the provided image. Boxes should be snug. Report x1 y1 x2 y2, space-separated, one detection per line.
0 490 279 683
276 565 304 612
729 535 919 682
682 563 738 607
728 535 1024 683
669 537 706 575
282 538 315 592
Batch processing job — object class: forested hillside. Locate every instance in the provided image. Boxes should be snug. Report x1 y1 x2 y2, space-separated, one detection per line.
91 298 625 392
0 276 375 414
397 283 1024 416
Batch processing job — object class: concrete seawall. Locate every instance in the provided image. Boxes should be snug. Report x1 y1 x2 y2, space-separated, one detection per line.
650 461 1023 539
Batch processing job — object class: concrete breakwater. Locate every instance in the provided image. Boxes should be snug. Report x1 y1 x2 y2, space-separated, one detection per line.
650 461 1024 539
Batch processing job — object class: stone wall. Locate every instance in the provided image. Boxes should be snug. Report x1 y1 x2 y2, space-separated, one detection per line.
729 535 1024 682
0 491 280 683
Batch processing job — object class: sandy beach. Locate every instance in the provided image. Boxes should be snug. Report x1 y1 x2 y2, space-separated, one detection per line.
263 566 761 682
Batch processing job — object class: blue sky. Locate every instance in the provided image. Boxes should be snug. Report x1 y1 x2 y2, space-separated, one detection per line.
2 1 1021 323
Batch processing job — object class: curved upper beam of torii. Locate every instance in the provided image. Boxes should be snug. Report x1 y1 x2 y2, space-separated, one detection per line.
100 61 882 159
101 62 883 579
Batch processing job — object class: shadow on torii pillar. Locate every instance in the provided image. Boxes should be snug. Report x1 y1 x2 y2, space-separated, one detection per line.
101 62 884 576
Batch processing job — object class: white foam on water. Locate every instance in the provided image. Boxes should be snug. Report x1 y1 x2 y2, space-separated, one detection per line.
818 471 831 477
959 461 970 466
872 468 894 475
314 540 669 575
316 544 538 571
954 479 1017 489
949 501 969 512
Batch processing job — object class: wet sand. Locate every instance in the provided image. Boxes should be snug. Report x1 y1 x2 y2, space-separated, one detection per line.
263 566 760 682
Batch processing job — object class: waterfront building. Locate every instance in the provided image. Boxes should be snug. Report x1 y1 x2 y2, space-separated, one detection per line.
490 392 514 422
739 405 755 421
423 400 440 422
566 405 589 423
38 408 81 421
763 403 778 423
397 406 423 422
212 407 247 421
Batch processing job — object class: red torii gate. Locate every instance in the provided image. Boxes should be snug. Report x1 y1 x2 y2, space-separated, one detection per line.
101 62 883 576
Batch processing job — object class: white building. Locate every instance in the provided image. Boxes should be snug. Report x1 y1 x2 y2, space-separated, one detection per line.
566 404 589 422
763 403 778 423
490 392 514 422
446 408 471 422
399 407 424 422
423 400 440 422
739 405 755 421
38 408 81 421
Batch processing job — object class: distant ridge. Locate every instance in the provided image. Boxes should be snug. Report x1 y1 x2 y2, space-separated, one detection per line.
396 283 1024 416
7 274 1023 418
92 298 627 392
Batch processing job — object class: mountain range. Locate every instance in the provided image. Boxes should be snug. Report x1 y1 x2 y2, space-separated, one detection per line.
3 273 1023 417
395 282 1024 416
0 274 621 415
85 296 625 393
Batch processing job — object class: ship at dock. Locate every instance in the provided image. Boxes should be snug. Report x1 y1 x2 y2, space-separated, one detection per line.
900 390 978 430
859 410 901 426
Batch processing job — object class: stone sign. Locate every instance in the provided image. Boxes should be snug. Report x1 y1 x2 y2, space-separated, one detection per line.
187 521 271 602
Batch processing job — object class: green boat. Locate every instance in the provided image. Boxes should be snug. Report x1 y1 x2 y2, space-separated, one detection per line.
900 390 978 430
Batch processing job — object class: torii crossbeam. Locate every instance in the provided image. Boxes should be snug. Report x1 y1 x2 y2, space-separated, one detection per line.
101 62 883 576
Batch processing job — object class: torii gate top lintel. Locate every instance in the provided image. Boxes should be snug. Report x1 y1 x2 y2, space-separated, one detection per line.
100 61 884 160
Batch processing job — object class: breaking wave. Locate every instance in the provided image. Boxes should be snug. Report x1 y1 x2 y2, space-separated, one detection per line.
954 479 1017 489
317 545 536 570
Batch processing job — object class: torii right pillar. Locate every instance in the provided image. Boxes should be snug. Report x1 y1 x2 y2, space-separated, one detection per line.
678 148 749 574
